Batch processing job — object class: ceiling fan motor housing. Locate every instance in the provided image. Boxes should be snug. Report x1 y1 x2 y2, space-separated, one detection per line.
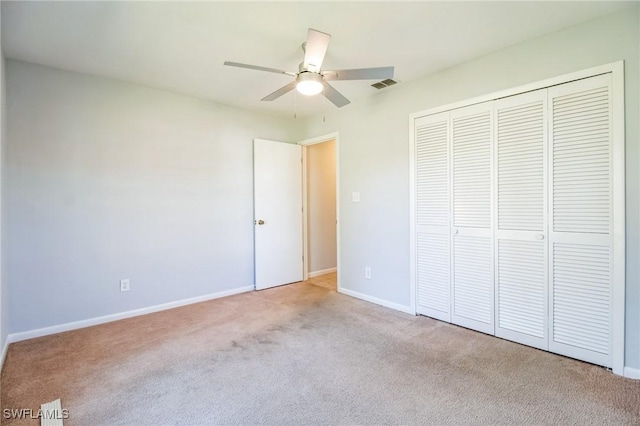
299 61 311 73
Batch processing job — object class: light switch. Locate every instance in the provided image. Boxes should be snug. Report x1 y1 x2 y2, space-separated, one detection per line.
352 192 361 203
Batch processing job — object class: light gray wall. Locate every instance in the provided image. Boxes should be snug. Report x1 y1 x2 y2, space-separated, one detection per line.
300 7 640 368
6 60 300 333
0 6 7 356
307 140 336 273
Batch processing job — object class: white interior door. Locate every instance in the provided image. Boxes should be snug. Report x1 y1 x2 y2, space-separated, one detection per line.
254 139 303 290
450 102 494 335
494 89 549 350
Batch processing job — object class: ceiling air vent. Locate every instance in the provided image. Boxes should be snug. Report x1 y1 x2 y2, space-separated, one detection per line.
371 79 398 90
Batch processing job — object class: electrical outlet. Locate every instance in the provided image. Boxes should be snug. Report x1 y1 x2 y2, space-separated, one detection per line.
365 267 372 279
120 279 130 292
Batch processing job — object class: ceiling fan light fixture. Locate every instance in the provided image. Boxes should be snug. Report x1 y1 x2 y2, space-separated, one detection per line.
296 72 323 96
224 28 394 107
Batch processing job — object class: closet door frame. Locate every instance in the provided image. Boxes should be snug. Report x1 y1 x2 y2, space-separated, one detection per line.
409 61 625 376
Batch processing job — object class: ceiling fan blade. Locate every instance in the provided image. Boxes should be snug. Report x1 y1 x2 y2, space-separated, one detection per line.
261 81 297 102
304 29 331 72
322 82 350 108
224 61 296 76
323 66 394 81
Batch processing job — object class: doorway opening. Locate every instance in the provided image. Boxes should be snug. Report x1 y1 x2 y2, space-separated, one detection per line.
300 132 340 292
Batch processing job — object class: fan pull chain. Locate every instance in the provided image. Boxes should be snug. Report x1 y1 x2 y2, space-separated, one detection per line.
322 86 326 122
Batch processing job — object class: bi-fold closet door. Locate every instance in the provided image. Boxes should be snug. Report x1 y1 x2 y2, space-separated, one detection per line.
547 74 615 367
494 89 549 350
415 112 451 322
414 73 617 369
415 102 496 334
450 103 494 335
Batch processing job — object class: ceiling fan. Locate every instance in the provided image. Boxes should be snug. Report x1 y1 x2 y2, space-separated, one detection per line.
224 28 394 108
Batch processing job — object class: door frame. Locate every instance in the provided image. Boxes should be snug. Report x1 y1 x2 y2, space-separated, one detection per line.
409 61 625 376
298 132 340 291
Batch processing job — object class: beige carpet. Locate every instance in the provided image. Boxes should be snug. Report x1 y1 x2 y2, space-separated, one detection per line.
2 273 639 425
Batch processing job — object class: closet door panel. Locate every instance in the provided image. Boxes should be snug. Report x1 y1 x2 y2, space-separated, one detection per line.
496 239 546 345
415 112 451 321
494 90 548 350
450 102 494 335
549 74 613 368
452 232 493 330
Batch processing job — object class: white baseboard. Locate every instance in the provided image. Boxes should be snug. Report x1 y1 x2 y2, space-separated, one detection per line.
0 337 8 373
7 285 254 344
339 288 415 315
624 366 640 380
308 267 337 278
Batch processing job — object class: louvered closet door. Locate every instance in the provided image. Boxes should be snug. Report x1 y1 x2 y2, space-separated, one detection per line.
450 102 494 335
548 74 614 368
415 112 451 321
494 90 549 350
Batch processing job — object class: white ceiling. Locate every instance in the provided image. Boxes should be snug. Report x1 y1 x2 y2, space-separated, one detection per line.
1 1 630 118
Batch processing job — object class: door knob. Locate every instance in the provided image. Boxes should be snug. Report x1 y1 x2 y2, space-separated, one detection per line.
535 233 544 240
256 219 265 225
453 229 459 235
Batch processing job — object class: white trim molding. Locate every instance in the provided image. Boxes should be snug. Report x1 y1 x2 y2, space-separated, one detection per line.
298 132 339 147
7 285 253 344
610 60 626 376
408 115 417 317
339 288 414 315
623 366 640 380
308 267 337 278
0 338 8 372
